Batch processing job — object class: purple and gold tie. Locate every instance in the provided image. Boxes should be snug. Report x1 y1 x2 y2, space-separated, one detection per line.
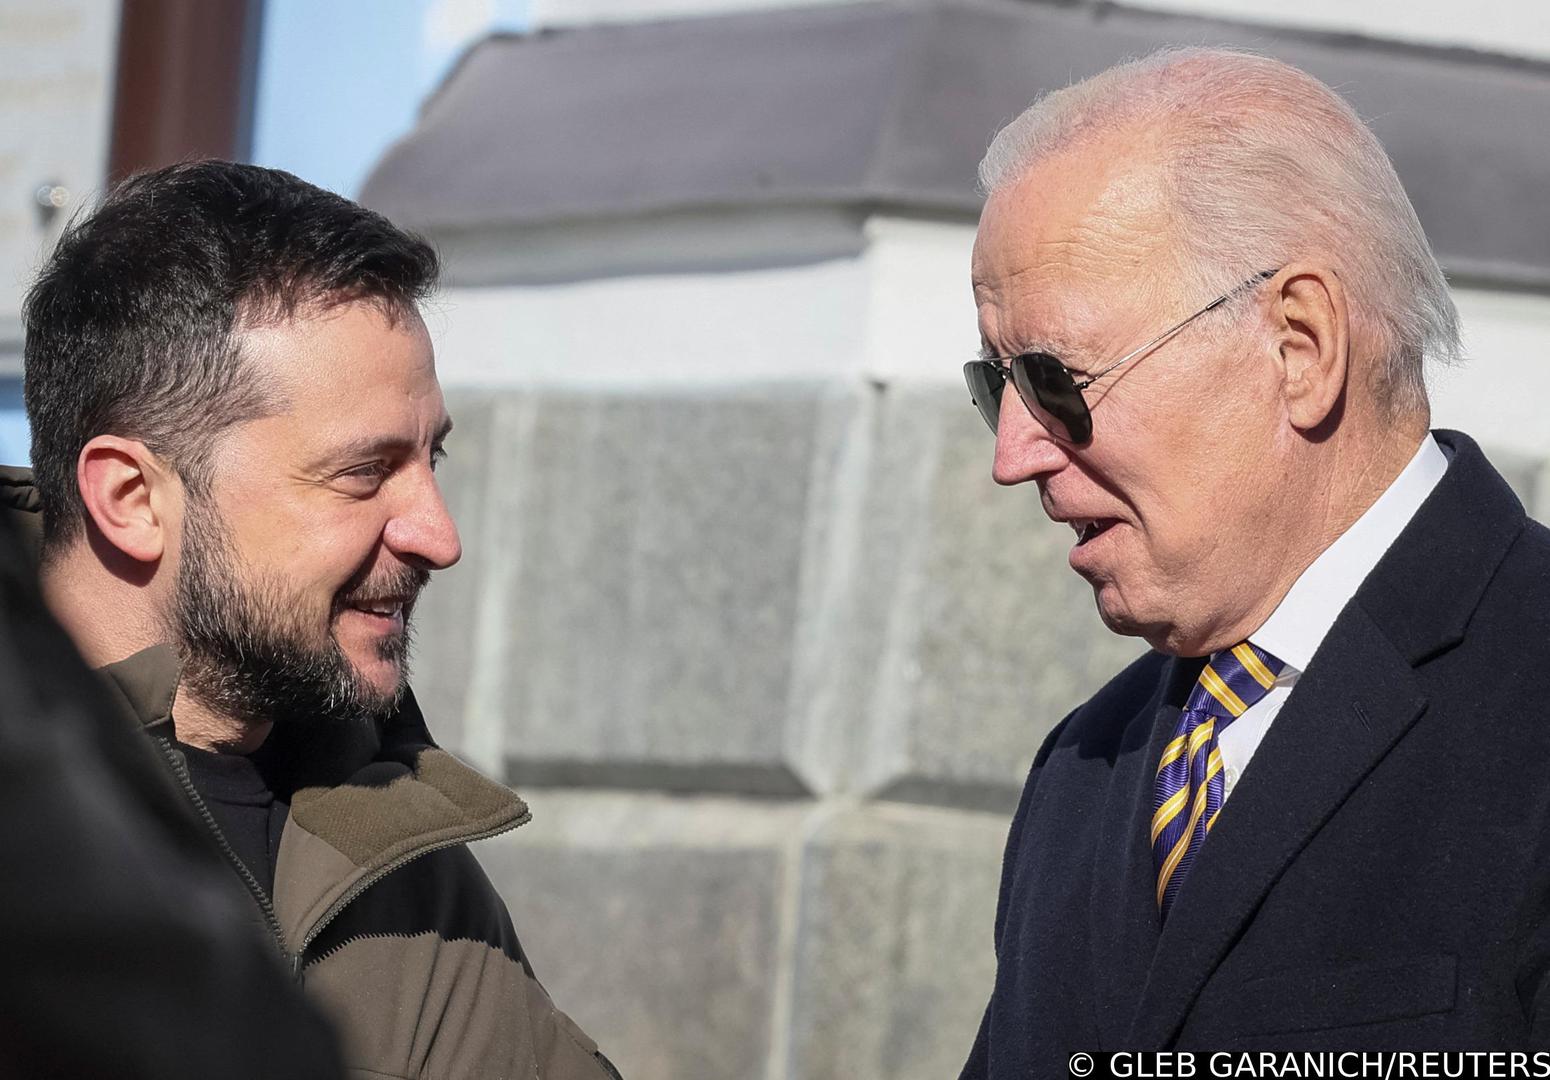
1152 641 1284 920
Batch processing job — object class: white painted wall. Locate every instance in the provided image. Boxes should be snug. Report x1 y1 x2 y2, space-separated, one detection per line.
1432 288 1550 458
858 216 979 383
431 252 869 388
427 212 971 391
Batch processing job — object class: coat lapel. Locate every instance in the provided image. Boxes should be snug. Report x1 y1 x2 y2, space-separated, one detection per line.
1124 430 1525 1047
1091 655 1202 1046
1124 606 1426 1046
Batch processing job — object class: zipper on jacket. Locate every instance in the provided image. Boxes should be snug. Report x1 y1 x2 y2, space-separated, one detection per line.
295 813 527 969
156 739 293 971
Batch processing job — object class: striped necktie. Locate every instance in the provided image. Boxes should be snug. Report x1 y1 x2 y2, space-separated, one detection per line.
1152 641 1284 920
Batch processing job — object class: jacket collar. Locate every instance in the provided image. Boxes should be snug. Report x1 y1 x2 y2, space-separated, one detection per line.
99 645 182 733
272 690 530 954
1124 429 1525 1047
83 587 528 928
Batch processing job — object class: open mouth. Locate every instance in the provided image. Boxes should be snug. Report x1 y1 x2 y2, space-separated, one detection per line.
343 598 409 625
1071 518 1118 546
333 565 428 636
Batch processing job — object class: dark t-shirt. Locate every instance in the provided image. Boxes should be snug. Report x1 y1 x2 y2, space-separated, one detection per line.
177 740 290 900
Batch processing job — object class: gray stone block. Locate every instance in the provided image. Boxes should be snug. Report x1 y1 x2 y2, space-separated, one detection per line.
784 803 1006 1080
490 387 841 794
408 389 503 762
475 791 804 1080
415 385 871 794
805 384 1143 812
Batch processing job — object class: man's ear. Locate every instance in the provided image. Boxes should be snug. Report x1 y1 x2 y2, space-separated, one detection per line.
1272 264 1350 432
77 436 176 564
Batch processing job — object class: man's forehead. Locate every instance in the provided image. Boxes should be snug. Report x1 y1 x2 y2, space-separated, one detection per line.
225 300 445 454
236 299 435 393
975 148 1177 350
976 143 1172 278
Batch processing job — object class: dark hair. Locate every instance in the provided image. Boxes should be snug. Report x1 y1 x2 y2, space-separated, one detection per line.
23 160 439 554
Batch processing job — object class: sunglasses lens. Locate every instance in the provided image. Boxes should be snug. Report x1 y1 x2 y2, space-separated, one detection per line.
963 361 1006 434
1010 354 1092 444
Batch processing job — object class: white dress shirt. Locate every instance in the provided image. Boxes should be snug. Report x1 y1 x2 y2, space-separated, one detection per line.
1218 434 1450 801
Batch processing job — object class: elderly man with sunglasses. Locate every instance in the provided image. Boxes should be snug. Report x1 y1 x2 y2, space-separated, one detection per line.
959 48 1550 1071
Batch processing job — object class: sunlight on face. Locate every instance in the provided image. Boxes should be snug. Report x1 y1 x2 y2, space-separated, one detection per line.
172 300 460 725
972 134 1285 655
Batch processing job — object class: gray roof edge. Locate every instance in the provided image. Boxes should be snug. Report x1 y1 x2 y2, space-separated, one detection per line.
1442 259 1550 296
362 0 1550 285
429 202 876 287
1083 0 1550 76
463 1 1550 80
368 184 984 237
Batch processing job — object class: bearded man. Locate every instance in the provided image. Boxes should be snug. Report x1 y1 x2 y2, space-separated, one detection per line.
19 161 621 1080
960 48 1550 1068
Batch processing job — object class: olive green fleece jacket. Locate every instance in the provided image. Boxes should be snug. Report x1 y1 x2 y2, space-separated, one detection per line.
1 467 621 1080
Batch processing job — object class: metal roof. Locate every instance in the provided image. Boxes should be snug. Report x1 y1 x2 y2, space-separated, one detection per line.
361 0 1550 286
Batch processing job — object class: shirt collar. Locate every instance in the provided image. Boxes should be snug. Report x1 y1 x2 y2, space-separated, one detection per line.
1250 433 1449 674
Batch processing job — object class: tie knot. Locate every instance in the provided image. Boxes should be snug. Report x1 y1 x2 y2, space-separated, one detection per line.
1185 641 1284 721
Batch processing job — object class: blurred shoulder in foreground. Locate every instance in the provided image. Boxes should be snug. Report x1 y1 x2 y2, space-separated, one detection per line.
0 481 344 1080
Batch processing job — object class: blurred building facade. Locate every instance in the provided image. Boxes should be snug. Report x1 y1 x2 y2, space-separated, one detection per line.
0 0 118 458
4 2 1550 1078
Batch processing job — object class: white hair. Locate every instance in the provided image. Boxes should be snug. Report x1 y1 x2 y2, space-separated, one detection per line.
979 47 1460 415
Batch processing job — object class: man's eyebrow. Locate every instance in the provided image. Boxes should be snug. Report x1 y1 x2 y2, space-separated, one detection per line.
977 337 1076 361
310 417 455 470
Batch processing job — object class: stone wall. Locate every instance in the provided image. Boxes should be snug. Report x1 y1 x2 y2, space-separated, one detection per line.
412 381 1548 1079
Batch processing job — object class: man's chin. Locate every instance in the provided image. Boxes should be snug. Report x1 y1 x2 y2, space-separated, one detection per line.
346 656 407 705
1094 602 1142 639
1092 583 1172 648
333 620 411 690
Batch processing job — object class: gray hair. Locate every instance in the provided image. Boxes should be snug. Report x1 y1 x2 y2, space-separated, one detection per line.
979 47 1459 416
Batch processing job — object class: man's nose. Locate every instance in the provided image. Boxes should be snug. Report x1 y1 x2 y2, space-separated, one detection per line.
991 391 1070 486
383 468 463 570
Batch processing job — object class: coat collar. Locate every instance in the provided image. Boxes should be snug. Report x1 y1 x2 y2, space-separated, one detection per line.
1353 430 1523 665
1123 429 1525 1047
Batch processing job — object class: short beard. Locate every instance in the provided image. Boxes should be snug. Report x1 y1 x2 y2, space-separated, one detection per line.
172 496 426 732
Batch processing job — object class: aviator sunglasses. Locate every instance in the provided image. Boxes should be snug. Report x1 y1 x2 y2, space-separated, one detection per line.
963 269 1278 444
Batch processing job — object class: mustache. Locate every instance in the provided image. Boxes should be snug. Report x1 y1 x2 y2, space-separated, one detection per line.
333 564 432 613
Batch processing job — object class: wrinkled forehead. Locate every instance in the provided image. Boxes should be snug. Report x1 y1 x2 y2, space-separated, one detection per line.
973 134 1178 298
